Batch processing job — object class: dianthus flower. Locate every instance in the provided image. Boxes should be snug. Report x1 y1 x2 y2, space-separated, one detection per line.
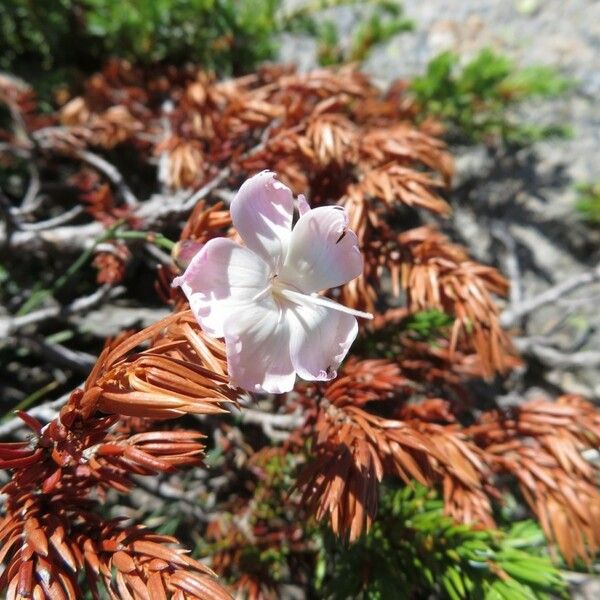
174 171 372 393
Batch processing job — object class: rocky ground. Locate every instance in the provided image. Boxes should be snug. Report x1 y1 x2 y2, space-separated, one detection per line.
282 0 600 401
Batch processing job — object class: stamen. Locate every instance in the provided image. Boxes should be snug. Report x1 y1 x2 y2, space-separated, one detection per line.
250 285 272 303
279 288 373 319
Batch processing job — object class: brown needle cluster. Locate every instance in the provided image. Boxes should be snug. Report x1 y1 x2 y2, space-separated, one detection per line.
397 227 517 376
292 360 600 565
0 312 235 599
471 395 600 564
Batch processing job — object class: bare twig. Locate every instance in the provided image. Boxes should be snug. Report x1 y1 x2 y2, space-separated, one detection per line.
0 125 279 251
9 335 96 373
0 284 125 337
0 142 30 159
157 100 174 196
2 134 138 213
20 162 41 211
231 406 304 442
74 149 139 207
180 168 232 213
177 122 285 214
492 222 523 306
2 220 104 252
0 188 205 250
144 242 173 265
514 337 600 368
18 205 84 231
501 264 600 328
131 475 210 522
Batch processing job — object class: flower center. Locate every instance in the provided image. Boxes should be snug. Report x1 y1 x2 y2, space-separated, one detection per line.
269 276 298 308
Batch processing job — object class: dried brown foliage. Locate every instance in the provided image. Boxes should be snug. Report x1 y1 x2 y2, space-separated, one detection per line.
298 400 436 541
2 59 519 375
0 312 235 599
295 361 495 540
2 58 600 597
88 311 234 419
93 243 131 284
294 361 600 566
0 408 230 599
398 227 518 376
470 395 600 564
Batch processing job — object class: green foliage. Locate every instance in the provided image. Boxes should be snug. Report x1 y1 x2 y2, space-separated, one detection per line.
411 49 571 143
401 309 454 342
354 309 454 359
317 484 567 599
0 0 409 86
292 0 414 66
0 0 74 71
353 1 412 59
84 0 280 72
575 181 600 225
1 0 279 77
196 450 303 585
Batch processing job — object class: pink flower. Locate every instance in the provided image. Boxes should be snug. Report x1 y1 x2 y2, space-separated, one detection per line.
173 171 372 393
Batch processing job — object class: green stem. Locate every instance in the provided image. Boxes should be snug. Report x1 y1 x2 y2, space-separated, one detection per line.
3 379 60 421
112 230 176 252
17 220 125 316
17 222 176 316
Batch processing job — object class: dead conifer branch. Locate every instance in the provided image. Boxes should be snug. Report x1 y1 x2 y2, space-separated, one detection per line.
296 388 495 540
0 308 236 597
397 226 518 376
470 395 600 564
81 311 236 420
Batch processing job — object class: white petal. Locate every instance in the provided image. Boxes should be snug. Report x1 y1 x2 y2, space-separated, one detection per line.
280 205 363 293
297 193 310 216
231 171 294 272
173 237 269 338
287 298 358 382
224 299 296 393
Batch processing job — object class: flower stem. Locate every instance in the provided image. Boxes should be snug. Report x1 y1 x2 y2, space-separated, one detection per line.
17 222 176 315
111 230 176 252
